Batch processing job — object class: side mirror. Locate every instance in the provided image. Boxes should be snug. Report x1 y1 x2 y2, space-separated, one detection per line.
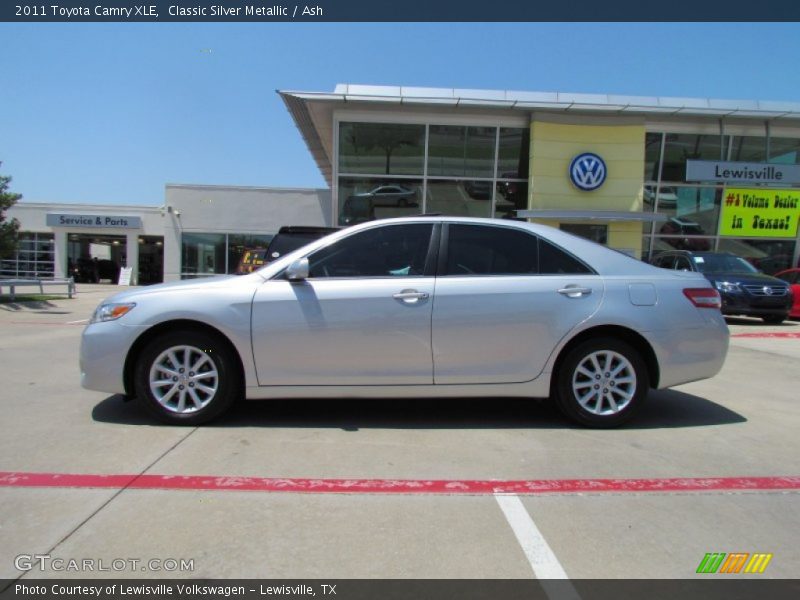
285 258 309 281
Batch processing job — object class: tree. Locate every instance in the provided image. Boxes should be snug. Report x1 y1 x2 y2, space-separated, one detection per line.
0 162 22 259
346 124 419 174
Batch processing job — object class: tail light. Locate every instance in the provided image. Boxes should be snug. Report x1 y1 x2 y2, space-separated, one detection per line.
683 288 722 309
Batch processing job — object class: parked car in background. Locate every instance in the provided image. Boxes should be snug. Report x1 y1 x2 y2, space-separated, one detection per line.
652 250 793 324
657 218 711 251
644 185 679 209
774 268 800 319
339 185 419 225
464 180 492 200
236 226 339 274
81 217 728 428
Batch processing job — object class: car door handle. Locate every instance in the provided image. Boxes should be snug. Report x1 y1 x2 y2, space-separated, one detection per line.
393 289 429 303
557 286 593 298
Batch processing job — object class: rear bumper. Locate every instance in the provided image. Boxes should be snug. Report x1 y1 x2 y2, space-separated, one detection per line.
647 312 729 389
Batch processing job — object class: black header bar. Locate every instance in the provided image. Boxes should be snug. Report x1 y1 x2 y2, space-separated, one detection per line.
3 0 800 22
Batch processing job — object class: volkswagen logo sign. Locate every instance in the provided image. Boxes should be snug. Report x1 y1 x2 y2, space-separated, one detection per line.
569 152 607 191
763 286 773 295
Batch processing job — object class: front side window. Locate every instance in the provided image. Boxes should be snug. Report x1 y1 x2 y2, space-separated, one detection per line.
308 224 433 278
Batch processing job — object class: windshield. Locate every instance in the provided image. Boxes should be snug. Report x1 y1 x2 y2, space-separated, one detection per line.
693 254 759 274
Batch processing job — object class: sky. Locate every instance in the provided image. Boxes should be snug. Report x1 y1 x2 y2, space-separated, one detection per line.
2 22 800 206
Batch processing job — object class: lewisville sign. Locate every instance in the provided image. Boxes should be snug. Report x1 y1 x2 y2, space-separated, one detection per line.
686 160 800 185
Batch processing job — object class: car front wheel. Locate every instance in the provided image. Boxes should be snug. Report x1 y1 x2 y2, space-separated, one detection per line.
554 338 648 428
134 329 240 425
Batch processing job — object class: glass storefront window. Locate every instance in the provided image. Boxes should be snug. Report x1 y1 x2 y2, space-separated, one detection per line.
652 235 714 254
181 233 226 278
497 128 530 179
339 122 425 176
655 186 721 238
495 180 528 220
717 239 796 275
661 134 725 182
427 125 496 178
426 179 493 218
338 178 423 226
228 234 273 276
769 137 800 165
644 132 662 182
729 136 766 163
0 233 55 278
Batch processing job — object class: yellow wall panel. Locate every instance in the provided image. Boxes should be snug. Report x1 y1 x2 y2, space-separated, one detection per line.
528 119 646 253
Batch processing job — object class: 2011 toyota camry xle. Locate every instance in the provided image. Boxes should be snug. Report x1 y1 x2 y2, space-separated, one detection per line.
80 217 729 428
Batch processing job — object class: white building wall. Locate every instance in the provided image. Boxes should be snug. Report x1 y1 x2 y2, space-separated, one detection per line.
164 184 332 281
7 186 334 283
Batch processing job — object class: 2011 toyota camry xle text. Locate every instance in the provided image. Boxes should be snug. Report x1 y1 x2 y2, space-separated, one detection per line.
80 217 729 428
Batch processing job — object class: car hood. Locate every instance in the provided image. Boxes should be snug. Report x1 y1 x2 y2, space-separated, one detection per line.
702 272 787 286
97 273 264 304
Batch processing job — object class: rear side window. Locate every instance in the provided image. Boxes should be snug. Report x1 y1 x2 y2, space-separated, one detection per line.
538 239 593 274
444 225 538 275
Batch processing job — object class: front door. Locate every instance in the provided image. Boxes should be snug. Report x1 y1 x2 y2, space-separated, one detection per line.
251 223 436 386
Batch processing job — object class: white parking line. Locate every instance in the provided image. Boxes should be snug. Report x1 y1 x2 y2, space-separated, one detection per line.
66 319 88 324
495 493 580 598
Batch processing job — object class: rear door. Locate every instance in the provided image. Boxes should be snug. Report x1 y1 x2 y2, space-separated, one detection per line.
432 223 603 384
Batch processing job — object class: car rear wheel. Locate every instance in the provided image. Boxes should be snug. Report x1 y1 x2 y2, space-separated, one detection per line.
554 338 649 428
134 329 240 425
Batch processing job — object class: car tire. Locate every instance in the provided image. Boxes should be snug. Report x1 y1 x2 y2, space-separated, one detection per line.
762 315 786 325
134 329 241 425
554 338 649 428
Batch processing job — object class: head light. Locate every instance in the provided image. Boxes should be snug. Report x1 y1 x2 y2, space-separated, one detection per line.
714 281 741 293
90 302 136 324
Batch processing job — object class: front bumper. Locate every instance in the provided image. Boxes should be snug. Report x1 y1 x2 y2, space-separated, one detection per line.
720 290 792 318
80 320 145 395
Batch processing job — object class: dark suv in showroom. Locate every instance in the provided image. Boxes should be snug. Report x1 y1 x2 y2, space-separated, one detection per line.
652 250 793 324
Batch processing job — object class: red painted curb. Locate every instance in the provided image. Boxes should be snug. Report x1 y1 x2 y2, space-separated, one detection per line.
1 472 799 495
731 332 800 339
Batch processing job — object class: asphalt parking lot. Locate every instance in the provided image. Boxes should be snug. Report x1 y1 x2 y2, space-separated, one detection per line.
1 284 798 581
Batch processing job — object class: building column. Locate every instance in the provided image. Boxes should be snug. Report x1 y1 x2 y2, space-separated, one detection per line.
126 231 139 286
53 228 67 279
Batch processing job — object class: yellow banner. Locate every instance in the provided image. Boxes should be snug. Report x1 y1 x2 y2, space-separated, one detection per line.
719 188 800 238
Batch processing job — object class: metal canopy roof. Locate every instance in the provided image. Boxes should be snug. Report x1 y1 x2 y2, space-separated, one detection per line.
518 210 668 222
279 84 800 185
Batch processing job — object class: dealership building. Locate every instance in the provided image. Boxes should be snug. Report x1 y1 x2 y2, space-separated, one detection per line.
5 84 800 283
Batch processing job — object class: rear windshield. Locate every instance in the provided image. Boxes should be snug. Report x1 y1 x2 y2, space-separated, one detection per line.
692 254 758 274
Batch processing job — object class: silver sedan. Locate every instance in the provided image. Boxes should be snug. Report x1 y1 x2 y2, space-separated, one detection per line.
80 217 729 428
